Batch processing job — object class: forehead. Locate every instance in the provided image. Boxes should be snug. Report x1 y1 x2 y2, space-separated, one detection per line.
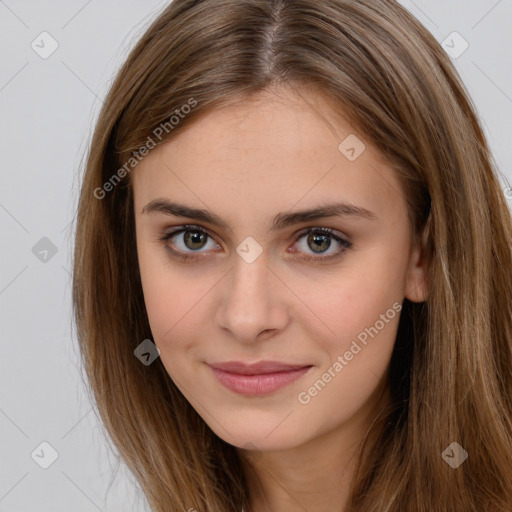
131 87 406 225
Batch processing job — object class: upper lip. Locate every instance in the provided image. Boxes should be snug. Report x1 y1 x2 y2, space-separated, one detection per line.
207 361 312 375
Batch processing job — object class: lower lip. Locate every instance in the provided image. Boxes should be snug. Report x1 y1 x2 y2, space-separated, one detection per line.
209 366 313 396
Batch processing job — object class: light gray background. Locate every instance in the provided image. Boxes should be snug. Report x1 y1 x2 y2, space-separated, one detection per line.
1 1 511 510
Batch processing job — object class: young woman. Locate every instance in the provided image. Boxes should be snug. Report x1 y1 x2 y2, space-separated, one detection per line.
72 1 512 510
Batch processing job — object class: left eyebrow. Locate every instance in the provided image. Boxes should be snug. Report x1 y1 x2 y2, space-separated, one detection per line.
141 199 378 232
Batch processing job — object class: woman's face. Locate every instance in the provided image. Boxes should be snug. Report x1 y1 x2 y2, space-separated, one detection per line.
132 86 427 452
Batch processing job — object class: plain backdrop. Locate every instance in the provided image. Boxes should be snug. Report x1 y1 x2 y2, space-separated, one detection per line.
1 0 511 510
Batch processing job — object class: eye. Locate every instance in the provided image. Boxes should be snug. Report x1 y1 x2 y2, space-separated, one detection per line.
157 225 352 263
157 225 219 261
291 227 352 262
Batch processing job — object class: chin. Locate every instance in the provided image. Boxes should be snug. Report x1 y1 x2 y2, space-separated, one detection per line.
206 415 312 453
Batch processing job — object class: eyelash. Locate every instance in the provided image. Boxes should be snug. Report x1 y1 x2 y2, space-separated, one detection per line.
156 224 352 263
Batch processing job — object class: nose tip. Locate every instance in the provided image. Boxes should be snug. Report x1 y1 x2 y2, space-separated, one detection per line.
215 258 289 343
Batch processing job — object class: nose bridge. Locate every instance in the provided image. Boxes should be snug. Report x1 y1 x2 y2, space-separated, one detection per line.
232 249 269 298
216 248 287 341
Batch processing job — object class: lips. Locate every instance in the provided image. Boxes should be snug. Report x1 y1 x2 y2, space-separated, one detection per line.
207 361 313 395
208 360 311 375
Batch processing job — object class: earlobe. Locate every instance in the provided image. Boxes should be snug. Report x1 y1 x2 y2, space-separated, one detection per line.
405 262 428 303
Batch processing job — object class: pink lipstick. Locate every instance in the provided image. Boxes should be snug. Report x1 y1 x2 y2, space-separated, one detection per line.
207 361 313 396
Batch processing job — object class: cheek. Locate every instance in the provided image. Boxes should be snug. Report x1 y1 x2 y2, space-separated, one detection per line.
304 286 401 386
295 279 402 430
136 243 216 355
137 241 185 337
296 327 397 442
292 257 404 419
296 255 405 352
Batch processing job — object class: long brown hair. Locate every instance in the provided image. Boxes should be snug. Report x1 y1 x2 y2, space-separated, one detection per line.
72 0 512 510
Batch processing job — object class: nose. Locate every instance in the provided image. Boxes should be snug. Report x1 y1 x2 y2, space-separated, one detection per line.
214 251 290 343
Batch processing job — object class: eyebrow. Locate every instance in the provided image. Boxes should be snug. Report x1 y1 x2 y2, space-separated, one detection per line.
141 199 377 231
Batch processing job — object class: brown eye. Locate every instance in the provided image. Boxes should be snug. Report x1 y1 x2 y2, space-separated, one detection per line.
158 225 351 263
181 230 208 250
291 228 352 262
307 231 332 253
158 225 219 261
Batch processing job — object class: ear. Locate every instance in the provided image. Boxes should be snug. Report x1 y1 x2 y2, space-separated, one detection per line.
404 224 429 303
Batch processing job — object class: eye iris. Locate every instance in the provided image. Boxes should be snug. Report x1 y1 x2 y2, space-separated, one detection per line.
308 232 331 253
184 230 207 250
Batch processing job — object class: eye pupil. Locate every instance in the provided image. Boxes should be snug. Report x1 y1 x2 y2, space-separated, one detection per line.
308 233 331 253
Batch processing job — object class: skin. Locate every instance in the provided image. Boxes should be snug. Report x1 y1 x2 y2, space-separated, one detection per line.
132 85 427 512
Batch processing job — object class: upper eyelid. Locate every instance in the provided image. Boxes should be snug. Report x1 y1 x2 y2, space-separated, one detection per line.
164 223 347 236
